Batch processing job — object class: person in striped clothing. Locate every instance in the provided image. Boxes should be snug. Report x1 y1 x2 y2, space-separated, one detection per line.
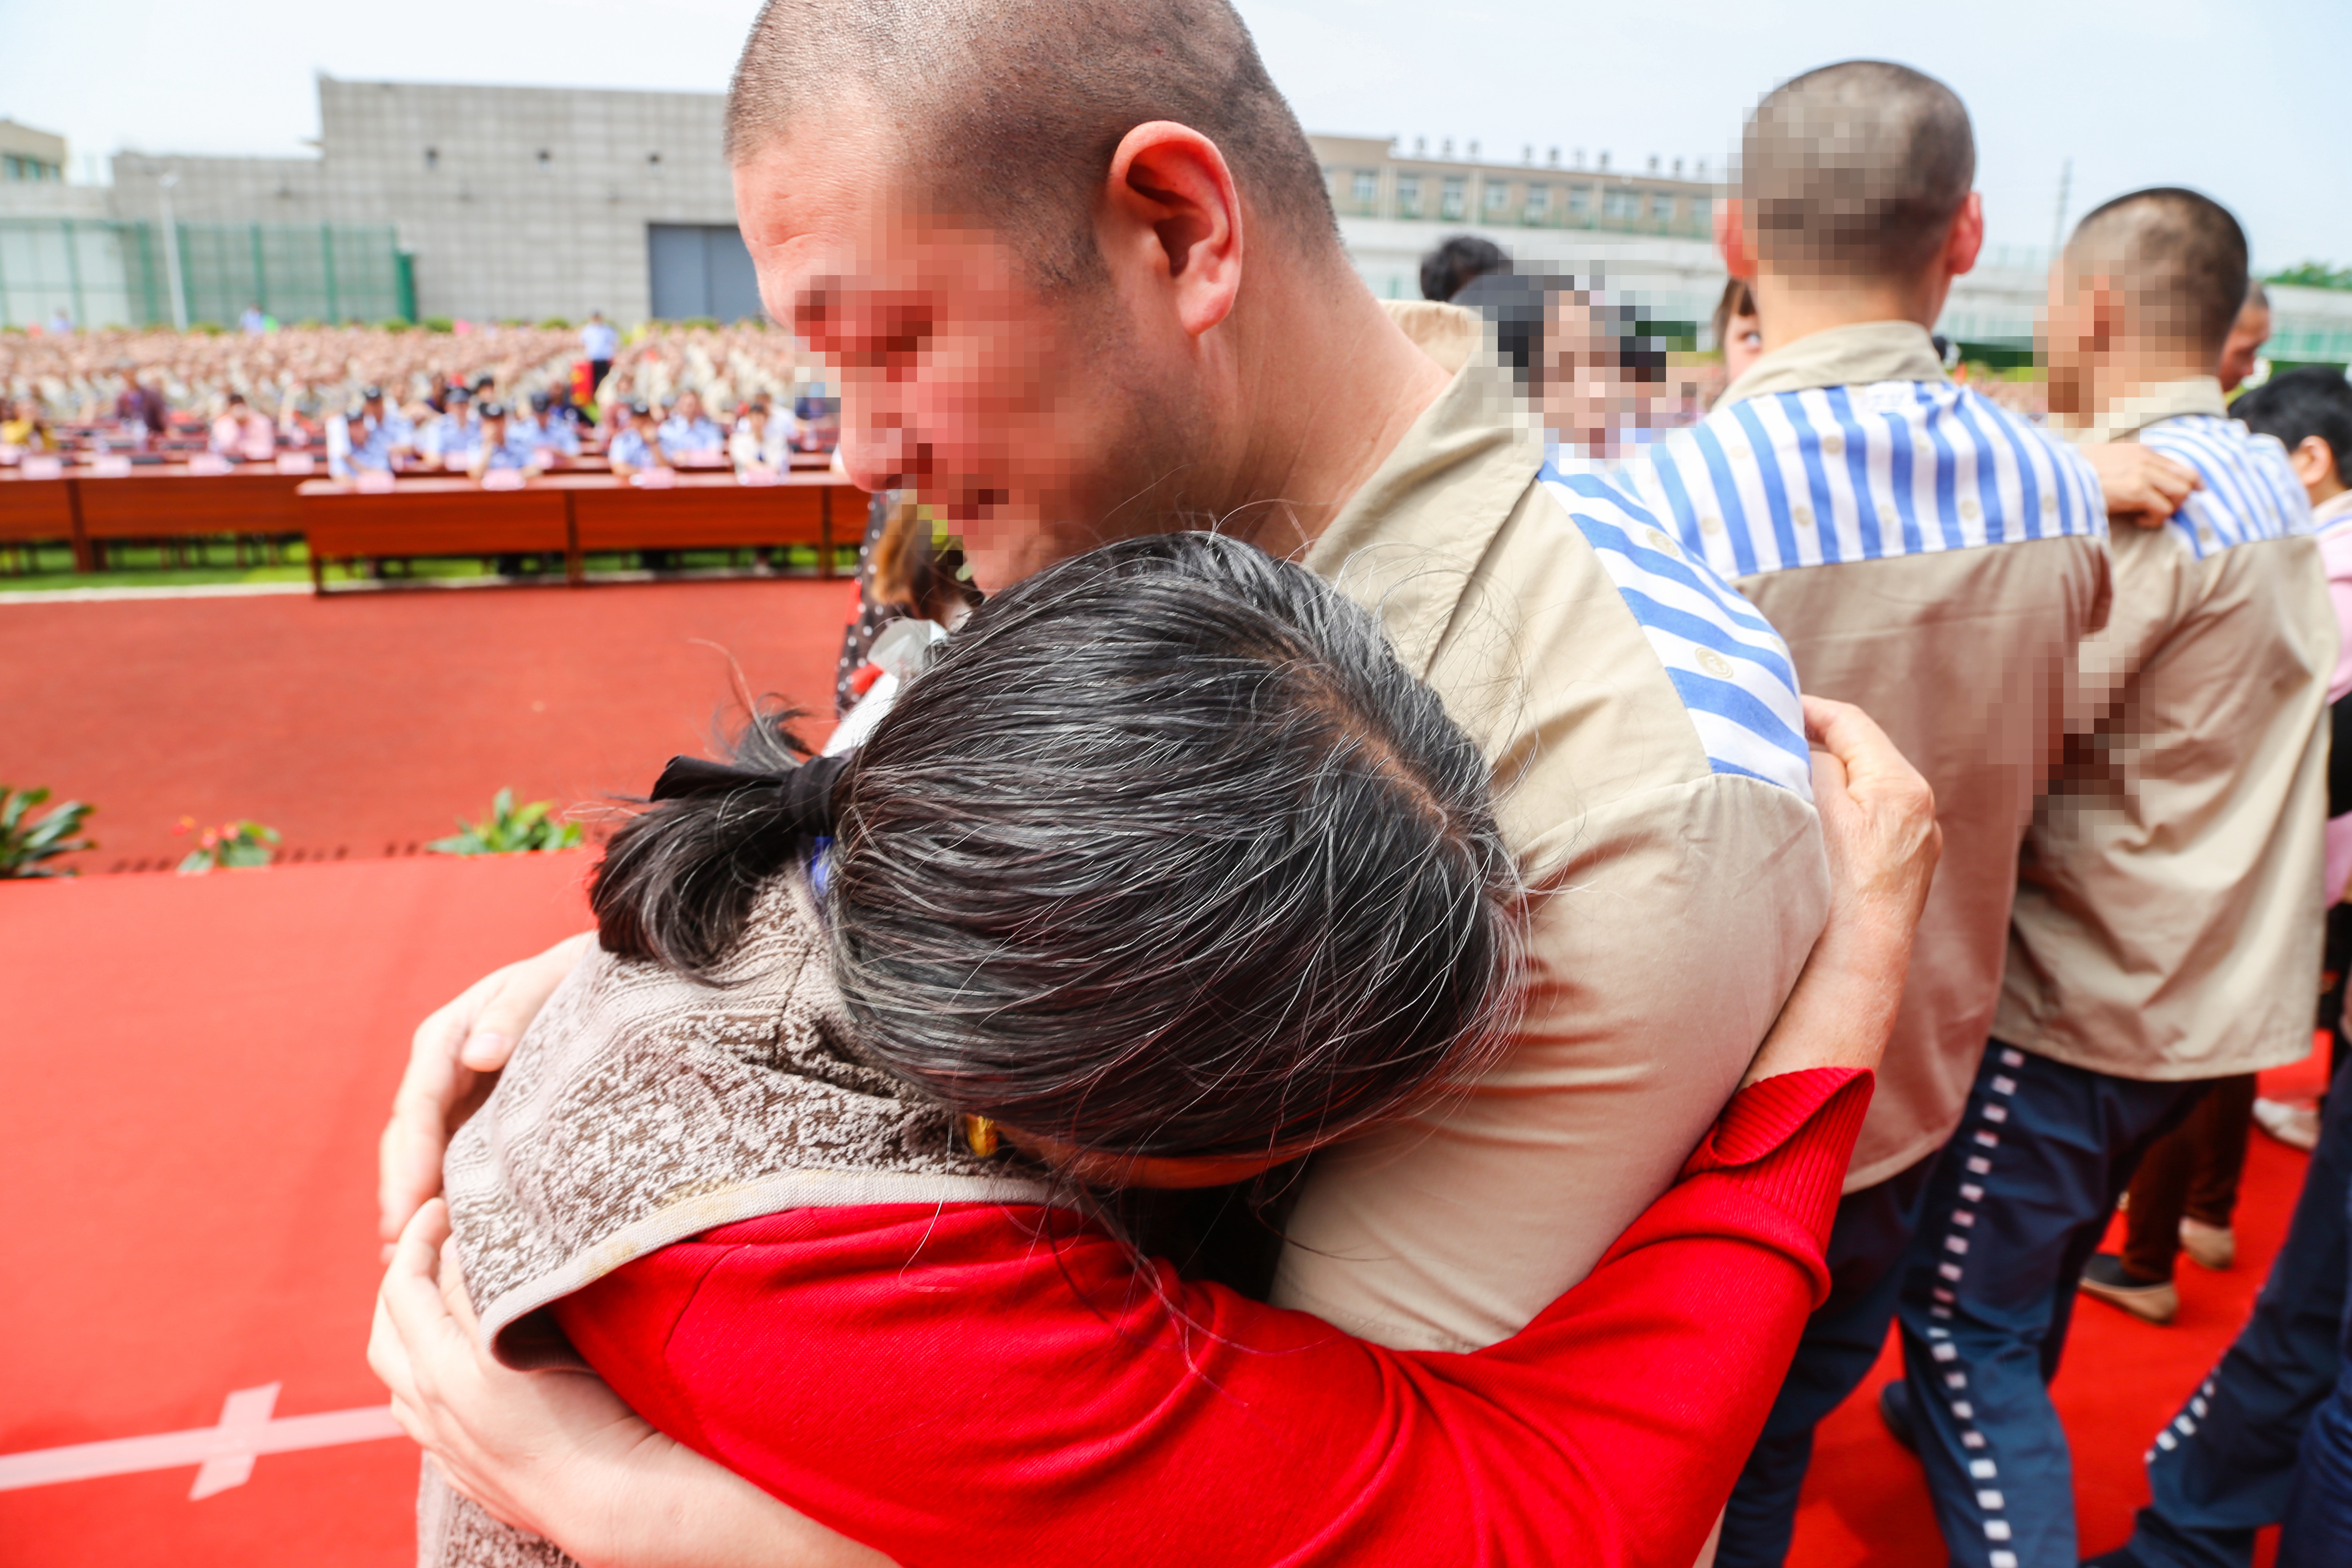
2082 367 2352 1568
1884 187 2330 1568
1621 61 2113 1568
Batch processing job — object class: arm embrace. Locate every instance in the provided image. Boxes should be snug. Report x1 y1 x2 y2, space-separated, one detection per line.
370 697 1937 1568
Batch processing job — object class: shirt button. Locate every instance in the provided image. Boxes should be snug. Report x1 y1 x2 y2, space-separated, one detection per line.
1697 649 1734 678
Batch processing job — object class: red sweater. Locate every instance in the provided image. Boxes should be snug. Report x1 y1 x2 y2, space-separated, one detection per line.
552 1067 1870 1568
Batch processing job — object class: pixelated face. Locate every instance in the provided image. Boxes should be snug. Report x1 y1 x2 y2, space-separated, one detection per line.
2040 266 2100 419
735 130 1174 592
2218 304 2271 393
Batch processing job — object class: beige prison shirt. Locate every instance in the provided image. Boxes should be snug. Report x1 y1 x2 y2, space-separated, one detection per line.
1996 379 2332 1079
1271 302 1831 1353
1640 321 2112 1190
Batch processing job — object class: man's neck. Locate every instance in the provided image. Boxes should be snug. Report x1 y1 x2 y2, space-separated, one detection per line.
1217 263 1452 559
1750 270 1947 354
2081 349 2219 422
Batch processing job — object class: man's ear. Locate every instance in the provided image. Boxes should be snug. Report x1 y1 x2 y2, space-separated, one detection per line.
1716 197 1757 281
1102 121 1245 339
1942 192 1985 280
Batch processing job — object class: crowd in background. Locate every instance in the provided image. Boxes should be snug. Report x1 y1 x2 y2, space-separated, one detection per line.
0 318 831 457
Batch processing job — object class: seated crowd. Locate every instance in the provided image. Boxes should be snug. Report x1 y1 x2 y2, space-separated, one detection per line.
0 319 835 481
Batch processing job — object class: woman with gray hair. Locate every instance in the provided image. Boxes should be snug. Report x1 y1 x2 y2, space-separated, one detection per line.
374 531 1938 1568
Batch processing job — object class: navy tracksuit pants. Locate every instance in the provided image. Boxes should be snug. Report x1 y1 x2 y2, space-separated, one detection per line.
1719 1041 2205 1568
1893 1041 2207 1567
1716 1146 1938 1567
2089 1049 2352 1568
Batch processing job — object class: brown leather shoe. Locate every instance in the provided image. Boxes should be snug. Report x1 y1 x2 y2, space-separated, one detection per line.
2080 1253 2177 1324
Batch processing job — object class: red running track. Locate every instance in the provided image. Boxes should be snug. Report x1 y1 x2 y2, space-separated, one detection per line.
1 580 857 874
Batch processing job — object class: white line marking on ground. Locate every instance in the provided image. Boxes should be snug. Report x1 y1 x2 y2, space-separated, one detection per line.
0 582 316 605
0 1385 405 1497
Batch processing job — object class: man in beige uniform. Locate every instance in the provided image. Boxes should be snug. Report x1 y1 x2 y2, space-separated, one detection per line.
1887 187 2329 1568
1619 63 2111 1568
378 0 1828 1363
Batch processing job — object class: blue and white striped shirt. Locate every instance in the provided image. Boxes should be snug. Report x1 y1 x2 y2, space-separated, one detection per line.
1629 381 2108 581
1540 465 1814 797
2137 414 2312 559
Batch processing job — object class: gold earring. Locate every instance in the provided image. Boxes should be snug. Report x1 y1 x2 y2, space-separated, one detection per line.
962 1115 1001 1157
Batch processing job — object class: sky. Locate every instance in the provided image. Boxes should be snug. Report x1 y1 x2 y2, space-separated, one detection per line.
4 0 2345 271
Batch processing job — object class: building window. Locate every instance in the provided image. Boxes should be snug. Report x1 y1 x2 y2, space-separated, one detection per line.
1567 185 1591 217
1440 175 1466 220
1397 173 1422 219
1351 169 1376 210
1483 181 1511 217
1603 188 1639 220
1524 186 1550 223
1689 196 1712 229
1650 193 1675 222
424 147 439 170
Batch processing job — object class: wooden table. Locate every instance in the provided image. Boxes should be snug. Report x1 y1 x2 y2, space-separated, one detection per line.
297 471 858 592
0 464 312 570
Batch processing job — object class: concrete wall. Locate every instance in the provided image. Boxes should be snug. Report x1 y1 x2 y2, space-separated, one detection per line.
111 153 328 225
314 77 737 324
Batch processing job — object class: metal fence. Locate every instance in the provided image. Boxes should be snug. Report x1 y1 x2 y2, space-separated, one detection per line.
0 219 408 329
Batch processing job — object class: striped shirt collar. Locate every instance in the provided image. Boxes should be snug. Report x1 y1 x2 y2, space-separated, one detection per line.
1718 320 1947 407
2065 375 2227 445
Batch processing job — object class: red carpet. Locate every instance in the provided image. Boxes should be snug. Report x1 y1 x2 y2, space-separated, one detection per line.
1786 1048 2329 1568
0 853 593 1568
2 579 856 874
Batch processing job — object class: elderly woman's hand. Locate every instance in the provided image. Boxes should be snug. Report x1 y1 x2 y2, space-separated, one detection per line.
368 1202 888 1568
1742 696 1940 1085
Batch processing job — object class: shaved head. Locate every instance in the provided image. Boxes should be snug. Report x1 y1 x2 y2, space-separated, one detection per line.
726 0 1338 289
2066 187 2249 359
1741 60 1974 280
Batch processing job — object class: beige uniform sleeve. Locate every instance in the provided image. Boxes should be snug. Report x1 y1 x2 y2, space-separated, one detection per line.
1270 773 1826 1353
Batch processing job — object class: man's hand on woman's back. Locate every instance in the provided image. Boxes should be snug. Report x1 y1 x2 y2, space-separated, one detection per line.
378 932 594 1257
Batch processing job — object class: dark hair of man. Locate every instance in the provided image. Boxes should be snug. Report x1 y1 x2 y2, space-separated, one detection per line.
592 531 1522 1165
1711 276 1755 351
726 0 1341 292
2066 187 2250 359
1421 234 1511 302
1740 59 1974 279
2232 366 2352 483
1454 271 1667 390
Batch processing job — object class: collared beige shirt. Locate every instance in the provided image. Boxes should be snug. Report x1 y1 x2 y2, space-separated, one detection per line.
1270 303 1831 1352
1644 319 2112 1190
1996 378 2332 1079
1718 319 1949 407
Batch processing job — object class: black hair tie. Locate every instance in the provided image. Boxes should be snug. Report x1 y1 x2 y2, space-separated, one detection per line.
649 752 850 837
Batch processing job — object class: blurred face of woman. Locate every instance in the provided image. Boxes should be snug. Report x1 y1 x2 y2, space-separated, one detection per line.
1538 298 1653 458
